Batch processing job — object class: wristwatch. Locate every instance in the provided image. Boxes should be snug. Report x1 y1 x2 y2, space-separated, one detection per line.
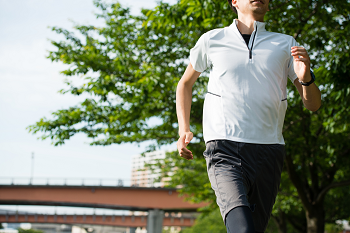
299 71 315 86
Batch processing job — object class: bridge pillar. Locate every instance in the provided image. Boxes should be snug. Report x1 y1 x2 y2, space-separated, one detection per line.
147 209 164 233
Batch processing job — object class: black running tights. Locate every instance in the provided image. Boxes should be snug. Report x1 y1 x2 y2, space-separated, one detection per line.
225 206 263 233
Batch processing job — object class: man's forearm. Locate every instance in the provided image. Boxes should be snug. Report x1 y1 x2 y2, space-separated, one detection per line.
176 81 193 135
176 63 201 137
302 83 321 112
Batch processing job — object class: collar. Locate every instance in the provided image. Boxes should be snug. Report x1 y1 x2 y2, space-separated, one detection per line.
230 19 266 34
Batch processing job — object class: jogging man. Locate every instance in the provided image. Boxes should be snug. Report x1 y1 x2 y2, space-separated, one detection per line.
176 0 322 232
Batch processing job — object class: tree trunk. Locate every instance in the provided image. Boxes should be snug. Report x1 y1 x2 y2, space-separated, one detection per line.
272 211 287 233
305 204 325 233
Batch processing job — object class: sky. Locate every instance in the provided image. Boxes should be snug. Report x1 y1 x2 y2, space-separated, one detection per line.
0 0 177 214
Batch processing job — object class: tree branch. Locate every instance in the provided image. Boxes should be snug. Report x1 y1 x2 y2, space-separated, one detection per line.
269 0 291 11
287 215 307 233
316 179 350 204
271 211 287 233
315 124 323 137
285 154 313 212
309 159 319 199
294 1 320 39
339 147 350 158
282 116 304 133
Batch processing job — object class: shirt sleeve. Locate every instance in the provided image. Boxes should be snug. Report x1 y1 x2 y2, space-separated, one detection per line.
189 33 209 73
287 38 299 83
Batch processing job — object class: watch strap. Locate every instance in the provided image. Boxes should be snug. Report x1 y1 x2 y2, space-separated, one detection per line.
299 71 315 86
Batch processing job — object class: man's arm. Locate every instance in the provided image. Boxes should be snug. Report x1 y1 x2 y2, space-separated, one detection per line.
176 63 201 160
293 78 321 112
291 46 321 112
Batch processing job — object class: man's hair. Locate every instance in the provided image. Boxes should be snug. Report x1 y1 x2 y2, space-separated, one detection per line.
227 0 238 14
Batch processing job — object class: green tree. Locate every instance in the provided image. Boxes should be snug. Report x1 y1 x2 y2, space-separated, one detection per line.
17 228 43 233
178 207 280 233
324 223 343 233
28 1 350 233
180 208 226 233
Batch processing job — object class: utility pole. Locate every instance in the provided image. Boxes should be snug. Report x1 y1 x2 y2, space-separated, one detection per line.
30 152 34 184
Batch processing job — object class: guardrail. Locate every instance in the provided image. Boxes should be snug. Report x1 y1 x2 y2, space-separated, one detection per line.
0 211 197 227
0 177 132 187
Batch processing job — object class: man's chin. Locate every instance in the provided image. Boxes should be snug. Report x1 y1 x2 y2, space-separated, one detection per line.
251 7 268 15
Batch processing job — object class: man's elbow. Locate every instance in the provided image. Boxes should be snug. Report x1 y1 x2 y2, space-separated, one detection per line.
176 80 185 94
308 105 321 112
305 101 322 112
177 79 192 92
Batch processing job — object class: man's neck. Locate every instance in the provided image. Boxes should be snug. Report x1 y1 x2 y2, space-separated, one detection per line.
236 15 264 35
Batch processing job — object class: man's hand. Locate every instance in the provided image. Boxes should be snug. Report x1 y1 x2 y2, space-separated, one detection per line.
177 131 193 160
291 46 322 112
291 46 312 82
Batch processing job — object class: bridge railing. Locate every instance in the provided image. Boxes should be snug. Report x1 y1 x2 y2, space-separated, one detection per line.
0 177 135 187
0 210 198 227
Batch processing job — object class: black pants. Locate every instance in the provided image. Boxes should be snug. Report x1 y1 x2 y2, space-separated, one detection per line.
225 206 263 233
204 140 285 232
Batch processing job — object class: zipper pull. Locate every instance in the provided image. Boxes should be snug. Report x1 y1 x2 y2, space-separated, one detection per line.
249 49 252 59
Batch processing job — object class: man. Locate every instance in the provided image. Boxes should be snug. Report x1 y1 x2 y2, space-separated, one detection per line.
176 0 321 232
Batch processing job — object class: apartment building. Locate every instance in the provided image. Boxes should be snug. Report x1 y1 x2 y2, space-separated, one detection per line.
130 150 171 188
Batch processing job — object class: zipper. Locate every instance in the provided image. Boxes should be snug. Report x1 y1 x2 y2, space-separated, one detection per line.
236 23 258 60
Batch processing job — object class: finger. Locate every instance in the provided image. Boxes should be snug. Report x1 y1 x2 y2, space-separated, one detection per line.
180 152 193 159
290 47 307 52
179 148 193 160
291 52 309 58
291 46 306 51
180 147 192 156
181 146 192 153
180 153 193 160
292 52 310 61
291 48 308 54
180 154 193 160
291 49 308 54
291 48 309 56
294 57 310 63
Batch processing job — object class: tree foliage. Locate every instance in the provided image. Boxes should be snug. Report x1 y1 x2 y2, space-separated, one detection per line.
29 0 350 233
28 0 207 150
18 228 43 233
180 208 227 233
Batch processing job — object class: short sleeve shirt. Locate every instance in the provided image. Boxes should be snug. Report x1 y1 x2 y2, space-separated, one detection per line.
190 19 299 144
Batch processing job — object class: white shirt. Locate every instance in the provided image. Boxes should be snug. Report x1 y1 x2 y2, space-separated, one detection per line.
190 19 298 144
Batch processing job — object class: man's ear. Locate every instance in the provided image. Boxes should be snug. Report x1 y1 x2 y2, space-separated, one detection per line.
232 0 238 8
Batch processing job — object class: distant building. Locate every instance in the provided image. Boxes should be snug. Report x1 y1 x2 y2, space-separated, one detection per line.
130 150 181 233
131 150 172 188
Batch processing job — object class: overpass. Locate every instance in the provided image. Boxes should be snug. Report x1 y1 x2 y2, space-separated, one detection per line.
0 212 196 228
0 184 207 233
0 185 206 211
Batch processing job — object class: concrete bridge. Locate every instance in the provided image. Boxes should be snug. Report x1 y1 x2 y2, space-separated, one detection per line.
0 211 196 228
0 185 205 211
0 184 207 233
